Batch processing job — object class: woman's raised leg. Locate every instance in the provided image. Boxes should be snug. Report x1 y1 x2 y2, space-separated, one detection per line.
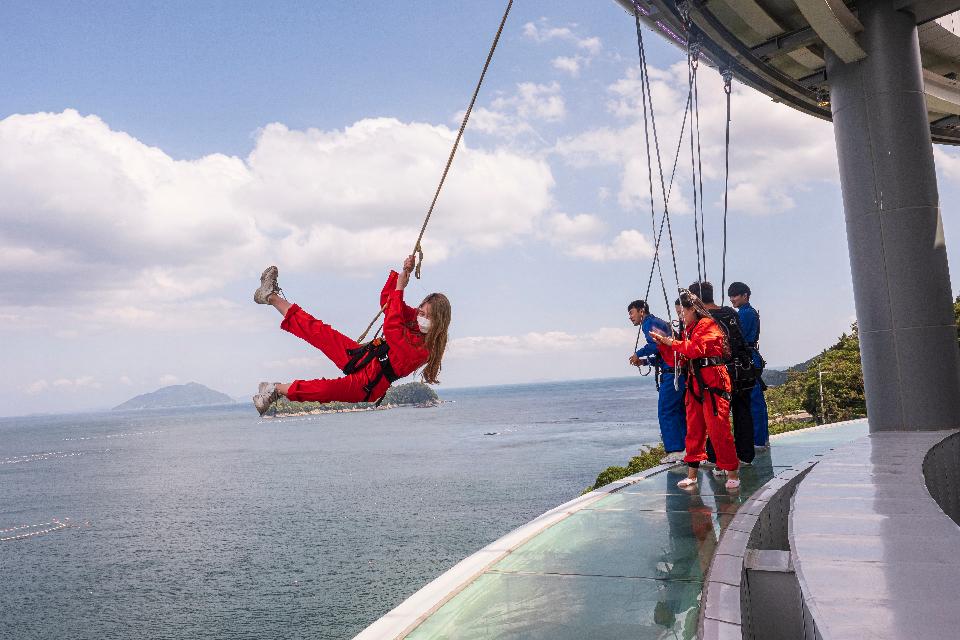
268 293 292 316
280 305 360 371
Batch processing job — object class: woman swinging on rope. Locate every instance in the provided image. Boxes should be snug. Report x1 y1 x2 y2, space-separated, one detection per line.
251 255 451 415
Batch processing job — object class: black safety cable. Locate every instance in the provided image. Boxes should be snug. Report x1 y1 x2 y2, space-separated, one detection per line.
635 6 672 319
692 45 707 284
633 13 682 300
632 2 669 371
721 69 733 297
687 39 703 284
643 95 691 305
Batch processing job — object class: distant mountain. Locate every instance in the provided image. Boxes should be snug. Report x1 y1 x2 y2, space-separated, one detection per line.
113 382 234 411
761 368 789 387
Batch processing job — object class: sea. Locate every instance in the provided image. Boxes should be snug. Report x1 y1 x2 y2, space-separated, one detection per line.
1 377 661 640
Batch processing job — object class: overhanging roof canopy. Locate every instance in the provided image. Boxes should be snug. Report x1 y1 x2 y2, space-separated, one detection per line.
615 0 960 144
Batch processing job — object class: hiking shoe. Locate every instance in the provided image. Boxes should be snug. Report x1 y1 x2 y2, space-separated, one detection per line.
253 382 280 416
254 266 282 304
660 451 686 465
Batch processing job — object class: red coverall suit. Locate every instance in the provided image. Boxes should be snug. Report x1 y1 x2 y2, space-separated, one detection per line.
279 271 429 404
668 317 739 472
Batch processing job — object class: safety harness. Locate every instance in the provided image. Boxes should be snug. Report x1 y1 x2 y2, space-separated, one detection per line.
687 355 732 416
342 337 401 404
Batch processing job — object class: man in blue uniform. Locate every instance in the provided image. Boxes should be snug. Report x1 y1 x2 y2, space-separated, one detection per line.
728 282 769 448
628 299 687 463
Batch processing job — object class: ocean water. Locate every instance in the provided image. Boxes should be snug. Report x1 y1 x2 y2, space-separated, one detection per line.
1 377 661 640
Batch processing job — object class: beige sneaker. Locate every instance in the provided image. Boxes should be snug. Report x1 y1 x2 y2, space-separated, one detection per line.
253 382 280 416
253 266 281 304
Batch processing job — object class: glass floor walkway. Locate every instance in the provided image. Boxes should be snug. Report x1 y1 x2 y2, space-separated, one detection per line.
402 420 869 639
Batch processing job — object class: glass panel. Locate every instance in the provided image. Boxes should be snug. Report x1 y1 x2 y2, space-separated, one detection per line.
407 572 701 640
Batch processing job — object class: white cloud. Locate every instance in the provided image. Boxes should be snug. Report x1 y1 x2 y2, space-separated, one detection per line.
552 56 583 76
545 212 605 241
554 61 837 216
159 374 179 386
469 82 566 138
449 326 634 357
0 110 555 329
543 214 654 262
935 146 960 180
42 376 102 391
578 37 602 56
568 229 655 262
522 20 602 55
23 380 49 395
119 376 133 386
524 20 601 77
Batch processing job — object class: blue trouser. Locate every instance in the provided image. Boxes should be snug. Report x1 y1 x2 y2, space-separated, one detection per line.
751 384 769 446
658 370 687 453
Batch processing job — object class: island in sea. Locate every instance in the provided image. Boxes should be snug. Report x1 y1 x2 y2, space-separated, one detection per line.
113 382 234 410
267 381 439 417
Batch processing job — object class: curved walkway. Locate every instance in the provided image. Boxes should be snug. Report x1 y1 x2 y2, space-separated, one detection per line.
790 430 960 639
357 420 869 639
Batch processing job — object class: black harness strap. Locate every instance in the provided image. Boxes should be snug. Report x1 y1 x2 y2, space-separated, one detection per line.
687 358 732 416
343 338 402 403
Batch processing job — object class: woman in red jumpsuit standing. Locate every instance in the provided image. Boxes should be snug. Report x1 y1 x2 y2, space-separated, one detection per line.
251 255 451 415
651 291 740 491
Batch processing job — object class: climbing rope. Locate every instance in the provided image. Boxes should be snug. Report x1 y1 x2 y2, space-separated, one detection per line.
357 0 514 342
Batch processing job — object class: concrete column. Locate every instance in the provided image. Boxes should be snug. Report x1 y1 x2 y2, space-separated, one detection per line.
826 0 960 431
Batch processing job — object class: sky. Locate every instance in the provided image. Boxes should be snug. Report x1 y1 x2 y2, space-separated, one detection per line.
3 1 960 416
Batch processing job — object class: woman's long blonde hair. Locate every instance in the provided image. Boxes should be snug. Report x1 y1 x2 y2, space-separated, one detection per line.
419 292 451 384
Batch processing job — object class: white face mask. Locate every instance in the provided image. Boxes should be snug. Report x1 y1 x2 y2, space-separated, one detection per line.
417 316 431 333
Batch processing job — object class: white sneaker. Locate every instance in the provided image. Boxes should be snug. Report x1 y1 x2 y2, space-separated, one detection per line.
253 382 280 416
254 266 282 304
700 460 716 469
711 468 726 478
659 451 686 464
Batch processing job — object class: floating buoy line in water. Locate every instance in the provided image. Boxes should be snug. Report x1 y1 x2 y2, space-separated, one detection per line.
0 449 111 465
0 518 73 542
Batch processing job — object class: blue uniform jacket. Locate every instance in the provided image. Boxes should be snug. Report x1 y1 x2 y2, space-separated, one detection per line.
737 302 764 368
635 314 673 371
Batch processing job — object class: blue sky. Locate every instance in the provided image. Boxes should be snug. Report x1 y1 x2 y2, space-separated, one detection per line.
3 1 960 415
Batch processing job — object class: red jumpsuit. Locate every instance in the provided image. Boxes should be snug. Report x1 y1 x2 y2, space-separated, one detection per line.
668 317 739 472
280 271 430 403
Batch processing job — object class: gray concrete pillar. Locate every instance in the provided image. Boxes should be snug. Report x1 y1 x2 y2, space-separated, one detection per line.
826 0 960 431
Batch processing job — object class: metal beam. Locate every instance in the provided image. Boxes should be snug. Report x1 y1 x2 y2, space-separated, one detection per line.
795 0 867 63
894 0 960 24
924 69 960 115
720 0 823 68
751 25 819 59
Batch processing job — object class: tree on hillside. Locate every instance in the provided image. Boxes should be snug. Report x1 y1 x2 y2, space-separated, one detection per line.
767 295 960 424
